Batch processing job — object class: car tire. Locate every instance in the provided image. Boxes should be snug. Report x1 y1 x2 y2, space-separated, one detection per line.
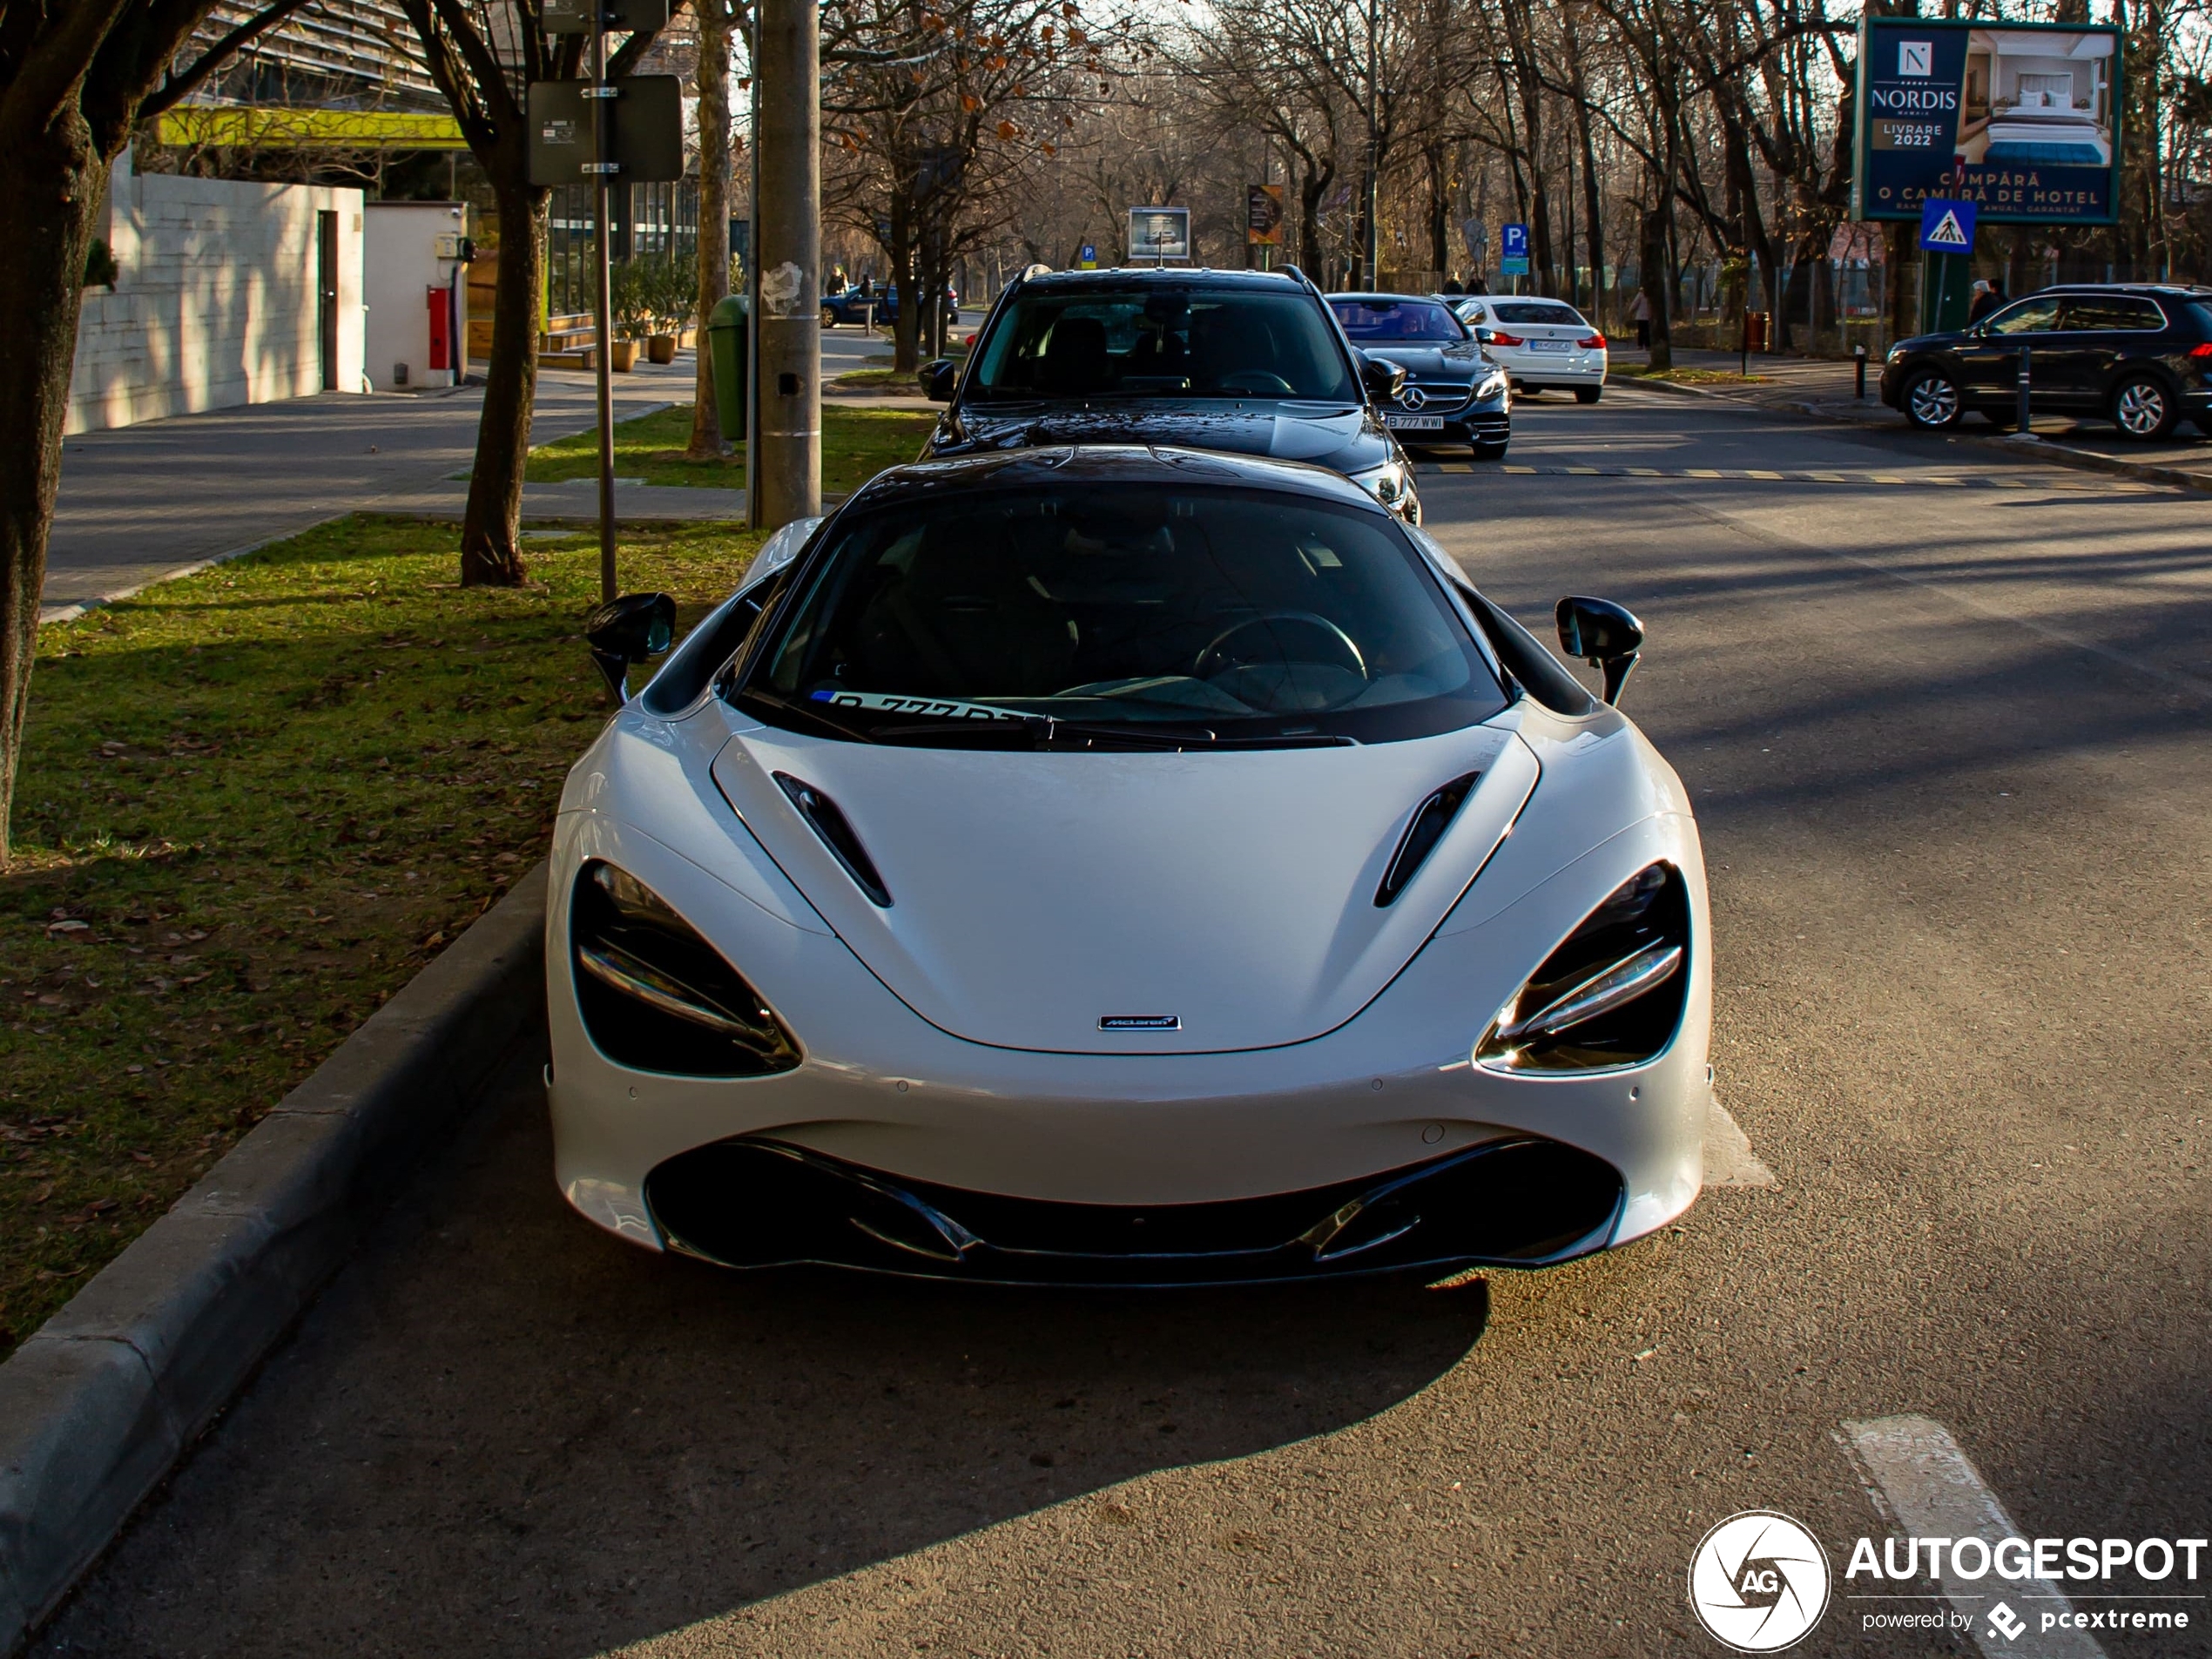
1575 388 1602 405
820 306 837 328
1903 368 1963 429
2110 374 2177 441
1473 442 1509 462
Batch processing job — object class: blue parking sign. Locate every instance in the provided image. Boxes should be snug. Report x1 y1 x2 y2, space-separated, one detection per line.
1918 199 1976 253
1501 222 1530 276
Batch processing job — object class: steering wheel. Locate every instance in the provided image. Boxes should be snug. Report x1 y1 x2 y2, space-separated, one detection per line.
1193 611 1369 683
1216 369 1297 396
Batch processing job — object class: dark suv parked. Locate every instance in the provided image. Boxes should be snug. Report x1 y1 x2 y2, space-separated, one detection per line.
917 266 1427 520
1881 283 2212 439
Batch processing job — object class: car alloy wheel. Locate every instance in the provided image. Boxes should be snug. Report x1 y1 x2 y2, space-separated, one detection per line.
1905 369 1962 428
2112 376 2175 440
820 306 837 328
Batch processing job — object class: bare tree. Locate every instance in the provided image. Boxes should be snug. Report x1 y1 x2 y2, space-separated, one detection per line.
686 0 745 459
396 0 664 585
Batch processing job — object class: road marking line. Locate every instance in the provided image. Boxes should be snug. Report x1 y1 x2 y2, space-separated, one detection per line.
1841 1416 2108 1659
1502 464 1537 473
1438 462 1473 473
1565 465 1601 475
1625 466 1663 475
1685 468 1723 477
1703 1090 1777 1188
1745 469 1784 480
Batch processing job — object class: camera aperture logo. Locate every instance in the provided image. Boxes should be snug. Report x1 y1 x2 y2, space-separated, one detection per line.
1689 1511 1833 1652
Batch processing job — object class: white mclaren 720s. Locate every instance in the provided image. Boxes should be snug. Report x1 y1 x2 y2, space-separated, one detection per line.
546 444 1710 1285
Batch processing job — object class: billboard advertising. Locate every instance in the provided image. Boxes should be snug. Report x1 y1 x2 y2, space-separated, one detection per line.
1852 17 2121 226
1245 185 1284 246
1127 206 1190 263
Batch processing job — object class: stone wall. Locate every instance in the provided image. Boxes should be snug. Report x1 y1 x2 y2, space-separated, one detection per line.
67 152 366 434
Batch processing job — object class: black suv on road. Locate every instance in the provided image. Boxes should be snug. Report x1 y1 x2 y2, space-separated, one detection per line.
917 267 1431 520
1881 283 2212 439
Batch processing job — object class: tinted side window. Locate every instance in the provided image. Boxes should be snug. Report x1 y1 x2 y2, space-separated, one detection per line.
1986 298 2062 335
2059 297 2165 331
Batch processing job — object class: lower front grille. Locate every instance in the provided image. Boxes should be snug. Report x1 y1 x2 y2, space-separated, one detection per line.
642 1136 1625 1285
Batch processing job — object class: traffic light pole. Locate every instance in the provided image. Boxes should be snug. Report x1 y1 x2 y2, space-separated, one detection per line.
587 20 620 602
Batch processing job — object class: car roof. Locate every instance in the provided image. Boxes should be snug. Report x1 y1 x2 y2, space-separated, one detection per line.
840 442 1389 516
1016 267 1310 289
2038 282 2212 298
1328 292 1461 305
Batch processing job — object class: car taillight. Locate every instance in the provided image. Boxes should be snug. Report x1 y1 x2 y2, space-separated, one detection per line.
2189 341 2212 359
1489 331 1525 347
1577 334 1607 349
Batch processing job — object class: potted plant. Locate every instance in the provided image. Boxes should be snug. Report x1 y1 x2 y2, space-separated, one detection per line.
644 254 687 363
605 260 650 371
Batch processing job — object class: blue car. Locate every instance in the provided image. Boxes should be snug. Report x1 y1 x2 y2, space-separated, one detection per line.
820 284 959 329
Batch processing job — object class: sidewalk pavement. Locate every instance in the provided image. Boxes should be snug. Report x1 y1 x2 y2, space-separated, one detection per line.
1623 347 2212 490
42 355 736 623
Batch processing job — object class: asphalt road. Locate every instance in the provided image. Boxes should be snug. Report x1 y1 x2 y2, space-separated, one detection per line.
35 388 2212 1659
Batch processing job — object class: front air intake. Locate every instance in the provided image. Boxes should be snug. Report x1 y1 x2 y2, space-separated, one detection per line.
570 862 802 1077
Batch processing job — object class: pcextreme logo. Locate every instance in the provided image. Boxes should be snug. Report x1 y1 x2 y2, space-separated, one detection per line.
1688 1511 1832 1652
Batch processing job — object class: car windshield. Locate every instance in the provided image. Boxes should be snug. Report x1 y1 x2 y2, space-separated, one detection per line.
969 285 1357 401
1488 302 1588 327
1330 299 1469 341
740 482 1505 747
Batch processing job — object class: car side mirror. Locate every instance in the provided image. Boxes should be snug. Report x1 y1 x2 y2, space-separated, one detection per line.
585 591 676 704
1359 352 1408 402
921 358 958 401
1554 595 1644 707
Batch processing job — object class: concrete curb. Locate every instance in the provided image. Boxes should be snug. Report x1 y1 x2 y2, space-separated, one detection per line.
1615 374 2212 494
0 862 549 1654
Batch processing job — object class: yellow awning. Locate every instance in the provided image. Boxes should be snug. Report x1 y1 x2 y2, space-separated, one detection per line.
155 107 469 150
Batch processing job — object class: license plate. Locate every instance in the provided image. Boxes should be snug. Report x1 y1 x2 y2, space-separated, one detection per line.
1528 339 1574 353
1385 413 1445 429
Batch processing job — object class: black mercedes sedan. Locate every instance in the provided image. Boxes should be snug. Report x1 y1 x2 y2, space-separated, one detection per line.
917 267 1429 522
1328 293 1513 459
1880 283 2212 439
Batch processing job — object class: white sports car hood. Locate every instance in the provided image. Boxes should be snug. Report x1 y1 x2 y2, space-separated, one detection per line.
710 721 1537 1055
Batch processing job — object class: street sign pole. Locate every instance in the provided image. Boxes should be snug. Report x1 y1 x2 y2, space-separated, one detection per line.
587 19 619 603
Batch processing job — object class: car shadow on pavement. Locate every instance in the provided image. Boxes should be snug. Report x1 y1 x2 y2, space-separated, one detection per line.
37 1051 1492 1659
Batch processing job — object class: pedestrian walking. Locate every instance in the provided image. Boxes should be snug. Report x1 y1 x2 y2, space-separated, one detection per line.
1629 289 1652 352
1966 279 2001 326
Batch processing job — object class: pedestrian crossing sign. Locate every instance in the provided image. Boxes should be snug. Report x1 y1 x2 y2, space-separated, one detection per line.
1918 199 1976 253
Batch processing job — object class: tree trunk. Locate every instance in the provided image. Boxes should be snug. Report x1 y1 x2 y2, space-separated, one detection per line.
460 174 545 587
1641 193 1674 373
0 122 105 869
887 190 921 374
688 0 734 459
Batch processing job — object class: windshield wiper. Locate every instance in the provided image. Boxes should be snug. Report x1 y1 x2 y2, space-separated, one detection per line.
737 687 880 743
873 714 1356 751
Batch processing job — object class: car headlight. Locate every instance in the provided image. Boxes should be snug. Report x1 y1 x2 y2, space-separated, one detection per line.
1476 372 1508 401
570 861 802 1077
1475 862 1689 1073
1352 460 1410 508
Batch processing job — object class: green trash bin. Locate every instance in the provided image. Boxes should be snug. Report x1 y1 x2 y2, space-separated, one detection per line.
708 293 748 442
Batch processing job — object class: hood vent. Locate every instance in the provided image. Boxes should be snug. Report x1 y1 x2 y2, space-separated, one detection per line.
1375 772 1480 907
774 772 893 907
